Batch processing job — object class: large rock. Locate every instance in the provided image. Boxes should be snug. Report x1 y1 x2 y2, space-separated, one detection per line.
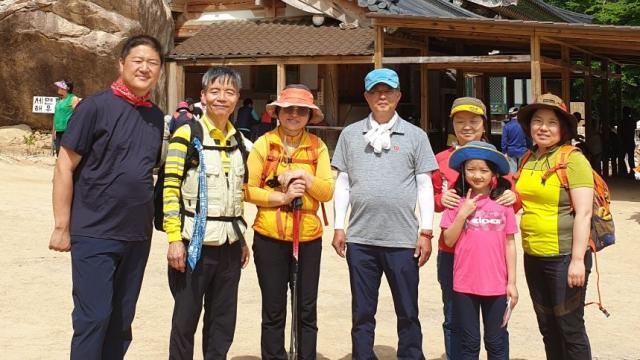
0 0 174 129
0 124 32 144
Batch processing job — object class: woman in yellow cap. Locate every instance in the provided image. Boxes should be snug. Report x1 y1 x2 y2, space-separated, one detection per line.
245 84 335 359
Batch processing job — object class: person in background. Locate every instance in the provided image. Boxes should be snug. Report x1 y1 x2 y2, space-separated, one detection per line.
620 106 637 176
255 98 277 140
516 93 594 359
52 79 81 156
501 106 530 172
49 34 165 359
236 98 260 140
168 100 193 133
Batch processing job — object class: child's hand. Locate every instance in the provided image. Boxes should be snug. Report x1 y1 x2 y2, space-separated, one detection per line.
458 189 481 219
507 283 518 309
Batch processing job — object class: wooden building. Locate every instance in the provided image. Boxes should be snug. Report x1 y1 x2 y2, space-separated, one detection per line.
166 0 640 157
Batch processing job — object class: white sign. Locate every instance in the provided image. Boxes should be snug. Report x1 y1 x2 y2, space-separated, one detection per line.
32 96 57 114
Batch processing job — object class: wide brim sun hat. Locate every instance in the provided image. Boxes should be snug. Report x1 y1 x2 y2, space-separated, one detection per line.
449 140 510 176
266 86 324 125
517 93 578 139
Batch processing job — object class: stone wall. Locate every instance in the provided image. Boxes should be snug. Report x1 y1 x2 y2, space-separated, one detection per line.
0 0 174 129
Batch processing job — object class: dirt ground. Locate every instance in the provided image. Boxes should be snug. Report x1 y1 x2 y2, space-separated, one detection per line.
1 153 639 360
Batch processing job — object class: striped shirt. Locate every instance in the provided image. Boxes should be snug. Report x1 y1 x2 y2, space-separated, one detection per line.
162 116 237 243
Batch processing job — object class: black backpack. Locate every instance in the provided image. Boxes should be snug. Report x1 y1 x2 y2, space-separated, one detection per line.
153 120 248 232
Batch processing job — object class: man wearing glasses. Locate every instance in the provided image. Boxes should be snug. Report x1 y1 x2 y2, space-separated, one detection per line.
331 68 438 359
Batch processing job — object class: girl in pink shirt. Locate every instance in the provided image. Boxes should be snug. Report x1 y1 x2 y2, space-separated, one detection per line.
440 141 518 360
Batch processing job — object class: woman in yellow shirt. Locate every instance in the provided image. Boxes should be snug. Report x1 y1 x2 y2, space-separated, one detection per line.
245 84 335 359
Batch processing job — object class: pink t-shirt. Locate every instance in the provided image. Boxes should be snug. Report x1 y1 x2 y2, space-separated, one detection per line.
440 195 518 296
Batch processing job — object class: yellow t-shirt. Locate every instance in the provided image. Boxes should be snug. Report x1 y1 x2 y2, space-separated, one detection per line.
515 146 594 256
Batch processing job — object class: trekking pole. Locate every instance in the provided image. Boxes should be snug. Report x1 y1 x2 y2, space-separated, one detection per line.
289 196 302 360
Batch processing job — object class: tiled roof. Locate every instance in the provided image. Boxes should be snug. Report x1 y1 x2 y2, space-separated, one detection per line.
169 18 374 59
481 0 593 24
358 0 480 17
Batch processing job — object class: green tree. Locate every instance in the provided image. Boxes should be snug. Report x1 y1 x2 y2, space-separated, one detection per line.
547 0 640 108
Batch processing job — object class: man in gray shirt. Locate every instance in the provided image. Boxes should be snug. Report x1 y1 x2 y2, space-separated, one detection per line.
332 68 438 359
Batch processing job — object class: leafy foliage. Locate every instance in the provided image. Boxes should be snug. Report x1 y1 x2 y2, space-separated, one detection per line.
546 0 640 109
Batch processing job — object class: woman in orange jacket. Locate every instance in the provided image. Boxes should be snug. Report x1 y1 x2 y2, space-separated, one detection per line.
245 84 335 359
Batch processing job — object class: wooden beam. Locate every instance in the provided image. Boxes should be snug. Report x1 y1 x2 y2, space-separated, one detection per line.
172 55 374 66
384 36 428 50
540 36 621 66
187 2 261 12
276 63 286 98
382 55 531 64
370 15 640 41
531 33 542 100
374 26 384 68
561 46 571 107
420 43 429 132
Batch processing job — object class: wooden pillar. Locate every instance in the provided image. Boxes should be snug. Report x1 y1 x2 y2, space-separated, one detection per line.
482 74 492 138
374 26 384 69
530 34 542 100
506 75 514 108
584 55 592 144
561 46 571 106
456 69 465 97
264 0 276 18
602 60 611 177
616 65 622 126
167 61 184 113
420 43 429 132
325 64 339 126
276 63 286 97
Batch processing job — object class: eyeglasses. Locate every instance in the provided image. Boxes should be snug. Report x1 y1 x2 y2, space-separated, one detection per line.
280 106 311 117
368 89 398 97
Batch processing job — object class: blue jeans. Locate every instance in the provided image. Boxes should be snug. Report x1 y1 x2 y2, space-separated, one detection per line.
437 250 456 360
346 243 424 360
70 236 151 360
453 292 509 360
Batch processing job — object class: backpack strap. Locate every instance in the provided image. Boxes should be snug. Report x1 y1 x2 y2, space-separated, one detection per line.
259 133 282 188
513 149 533 181
544 145 579 212
232 130 249 184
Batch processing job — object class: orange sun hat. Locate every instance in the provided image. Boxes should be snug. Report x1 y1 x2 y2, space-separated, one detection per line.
266 85 324 124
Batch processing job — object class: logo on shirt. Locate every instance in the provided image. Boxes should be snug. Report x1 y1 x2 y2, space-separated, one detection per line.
466 210 506 232
393 145 400 152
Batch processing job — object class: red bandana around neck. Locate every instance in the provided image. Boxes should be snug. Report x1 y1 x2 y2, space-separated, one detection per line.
110 78 152 108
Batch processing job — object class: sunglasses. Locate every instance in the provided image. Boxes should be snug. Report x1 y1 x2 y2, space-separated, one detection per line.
280 106 311 117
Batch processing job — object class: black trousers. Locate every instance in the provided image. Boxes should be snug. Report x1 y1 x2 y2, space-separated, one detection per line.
524 251 592 360
168 240 242 360
253 233 322 360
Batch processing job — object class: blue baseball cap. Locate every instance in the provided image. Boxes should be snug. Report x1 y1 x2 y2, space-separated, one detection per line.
364 68 399 91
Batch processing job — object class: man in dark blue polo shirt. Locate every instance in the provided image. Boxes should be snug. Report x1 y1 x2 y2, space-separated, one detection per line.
49 35 165 360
